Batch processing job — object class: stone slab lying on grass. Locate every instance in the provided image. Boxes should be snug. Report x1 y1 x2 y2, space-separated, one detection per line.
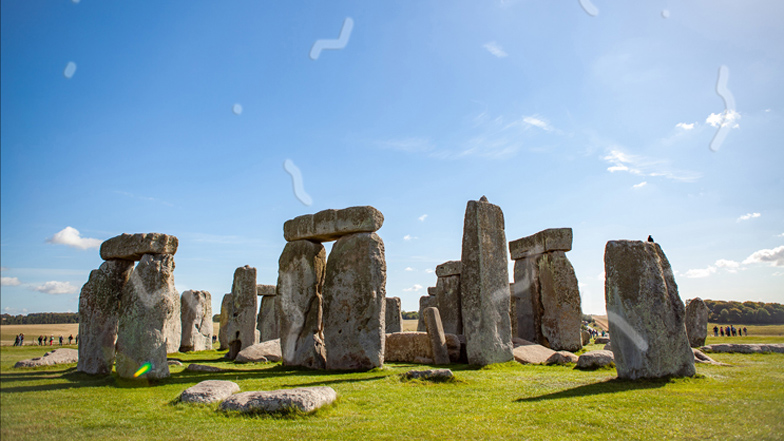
180 380 240 404
692 348 730 366
594 337 610 344
14 349 78 368
100 233 178 261
404 369 454 381
699 343 784 354
219 387 337 414
513 342 556 365
234 339 282 363
168 359 183 366
186 364 227 372
546 351 579 365
576 350 615 369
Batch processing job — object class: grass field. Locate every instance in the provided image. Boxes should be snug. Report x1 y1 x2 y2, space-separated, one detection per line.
2 334 783 440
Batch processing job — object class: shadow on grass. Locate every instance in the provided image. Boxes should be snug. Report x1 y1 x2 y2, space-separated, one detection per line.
515 377 672 402
0 368 116 393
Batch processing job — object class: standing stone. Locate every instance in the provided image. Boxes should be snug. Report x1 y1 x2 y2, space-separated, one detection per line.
509 283 516 339
225 265 258 360
423 307 450 365
435 261 462 335
512 258 538 343
535 252 582 351
218 294 232 351
115 254 179 379
604 240 695 380
277 240 327 369
460 196 514 365
685 297 709 348
257 296 280 342
385 297 402 333
77 259 134 375
180 290 213 352
323 232 386 370
417 296 437 332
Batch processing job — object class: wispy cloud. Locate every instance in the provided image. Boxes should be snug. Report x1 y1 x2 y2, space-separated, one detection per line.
404 267 414 272
675 122 695 130
403 235 414 241
403 284 423 292
632 181 647 189
684 266 717 278
483 41 508 58
375 138 435 154
418 214 428 222
424 269 434 274
715 259 741 273
32 281 79 295
602 149 701 183
1 276 21 286
737 212 761 222
743 246 784 267
706 109 740 129
46 227 102 250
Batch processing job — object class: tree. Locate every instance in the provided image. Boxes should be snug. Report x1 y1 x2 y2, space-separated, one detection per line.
719 309 730 323
757 308 772 324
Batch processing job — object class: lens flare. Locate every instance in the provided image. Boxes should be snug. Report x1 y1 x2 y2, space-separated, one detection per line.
133 362 152 378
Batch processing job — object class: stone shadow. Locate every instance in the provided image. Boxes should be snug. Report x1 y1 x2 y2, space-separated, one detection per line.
514 377 671 402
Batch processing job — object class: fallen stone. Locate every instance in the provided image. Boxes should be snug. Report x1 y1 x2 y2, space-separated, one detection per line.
283 206 384 242
423 307 450 365
513 343 556 365
699 343 784 354
277 240 327 370
435 260 461 277
186 364 227 373
225 265 258 360
14 349 79 368
77 259 133 375
685 298 709 348
435 273 462 335
575 350 615 369
404 369 454 381
385 332 461 363
256 284 276 296
168 359 183 366
594 337 610 344
180 380 240 404
100 233 178 261
219 387 337 414
692 348 730 366
417 296 437 332
235 339 282 363
180 290 212 352
218 294 232 351
546 351 579 365
385 297 402 333
509 228 572 260
460 196 514 365
605 240 695 380
257 295 279 342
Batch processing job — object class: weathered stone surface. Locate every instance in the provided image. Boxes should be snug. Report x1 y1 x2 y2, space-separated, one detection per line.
384 332 461 363
100 233 178 261
256 284 276 296
460 196 514 365
180 290 212 352
218 294 232 351
423 307 450 365
235 339 282 363
692 348 729 366
225 266 258 360
603 342 612 351
508 228 572 260
581 330 591 346
404 369 454 381
435 274 462 335
576 350 615 369
536 251 583 351
115 254 179 379
700 343 784 354
417 296 437 332
168 359 183 366
685 297 709 348
77 259 133 375
323 232 386 370
513 341 556 365
186 364 227 372
219 387 337 414
427 287 437 296
435 260 461 277
257 295 279 342
15 349 79 368
283 206 384 242
385 297 402 333
511 260 537 343
180 380 240 404
277 240 327 370
605 240 695 380
546 351 579 365
594 337 610 344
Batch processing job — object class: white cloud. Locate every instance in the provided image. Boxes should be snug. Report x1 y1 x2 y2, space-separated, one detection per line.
706 109 740 129
404 267 414 272
742 246 784 267
737 212 761 222
32 281 79 295
778 233 784 238
1 276 21 286
522 116 553 131
684 266 717 278
632 181 647 189
715 259 741 273
602 149 701 182
418 214 428 222
403 284 423 292
403 235 413 241
46 227 102 250
483 41 508 58
425 269 434 274
675 122 695 130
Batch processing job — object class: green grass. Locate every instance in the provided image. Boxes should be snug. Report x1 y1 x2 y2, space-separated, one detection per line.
2 339 784 441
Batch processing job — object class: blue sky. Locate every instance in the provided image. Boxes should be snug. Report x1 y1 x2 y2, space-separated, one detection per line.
2 1 783 317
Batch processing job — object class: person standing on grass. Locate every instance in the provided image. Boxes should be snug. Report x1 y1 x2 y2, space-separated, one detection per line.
743 327 747 336
13 334 20 346
49 335 53 346
720 328 724 337
68 335 73 345
75 335 78 345
713 326 719 337
59 335 63 346
20 333 24 345
37 335 42 345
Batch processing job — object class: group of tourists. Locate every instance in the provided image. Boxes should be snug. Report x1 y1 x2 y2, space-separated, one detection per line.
9 333 78 347
713 325 747 337
12 333 25 346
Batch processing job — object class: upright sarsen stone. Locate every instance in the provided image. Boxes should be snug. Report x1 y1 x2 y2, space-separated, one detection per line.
257 296 280 342
685 297 709 348
277 240 327 369
512 258 538 343
536 252 582 352
77 259 134 375
460 196 514 365
225 265 258 360
323 232 386 370
423 307 450 365
116 254 179 379
435 260 462 335
604 240 695 380
180 290 213 352
385 297 402 333
218 294 232 351
417 296 437 332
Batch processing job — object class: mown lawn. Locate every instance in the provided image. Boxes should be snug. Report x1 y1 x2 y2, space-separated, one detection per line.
2 338 783 441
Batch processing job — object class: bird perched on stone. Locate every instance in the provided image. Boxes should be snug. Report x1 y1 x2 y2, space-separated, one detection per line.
647 235 654 243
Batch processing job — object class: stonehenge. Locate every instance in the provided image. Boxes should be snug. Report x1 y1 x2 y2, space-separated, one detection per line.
685 297 709 348
257 285 280 343
509 228 583 352
385 297 402 333
218 294 232 350
224 265 259 360
180 290 212 352
434 261 462 335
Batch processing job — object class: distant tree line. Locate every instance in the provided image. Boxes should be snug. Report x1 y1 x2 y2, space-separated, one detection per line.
703 300 784 324
402 311 418 320
0 312 79 325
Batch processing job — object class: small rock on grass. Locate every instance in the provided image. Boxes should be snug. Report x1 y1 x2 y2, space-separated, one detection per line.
546 351 579 365
404 369 454 381
180 380 240 404
575 350 614 370
219 387 337 414
186 364 226 372
14 349 78 368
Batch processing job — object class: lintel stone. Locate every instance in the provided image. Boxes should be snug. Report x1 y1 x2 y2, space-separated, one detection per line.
100 233 178 261
435 260 461 277
283 206 383 242
509 228 572 260
257 284 277 296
